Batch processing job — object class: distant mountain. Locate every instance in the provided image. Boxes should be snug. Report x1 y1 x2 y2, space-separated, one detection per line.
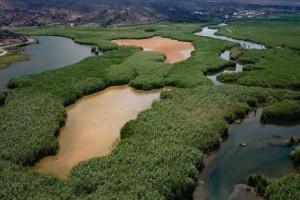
1 0 299 27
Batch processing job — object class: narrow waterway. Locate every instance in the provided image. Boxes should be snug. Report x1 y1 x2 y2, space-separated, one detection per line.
0 36 92 91
195 27 266 50
195 26 265 86
33 85 169 178
194 25 300 200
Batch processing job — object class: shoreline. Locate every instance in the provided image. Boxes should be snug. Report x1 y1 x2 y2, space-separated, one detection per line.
0 38 38 69
1 38 38 50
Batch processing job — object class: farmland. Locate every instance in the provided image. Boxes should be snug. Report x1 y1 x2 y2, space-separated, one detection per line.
0 15 300 199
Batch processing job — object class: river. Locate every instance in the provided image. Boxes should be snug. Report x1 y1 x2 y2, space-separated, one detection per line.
193 26 300 200
193 109 300 200
5 27 299 199
195 26 265 86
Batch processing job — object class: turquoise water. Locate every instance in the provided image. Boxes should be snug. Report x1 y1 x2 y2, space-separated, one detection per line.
0 36 92 91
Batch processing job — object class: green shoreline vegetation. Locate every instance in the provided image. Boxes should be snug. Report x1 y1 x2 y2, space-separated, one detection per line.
0 16 299 199
217 14 300 50
216 15 300 90
0 50 28 69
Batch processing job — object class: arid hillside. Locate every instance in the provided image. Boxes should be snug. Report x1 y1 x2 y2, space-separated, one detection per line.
1 0 299 27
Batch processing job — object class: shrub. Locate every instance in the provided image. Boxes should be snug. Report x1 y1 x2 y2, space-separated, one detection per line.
91 46 97 53
0 92 5 105
248 173 268 195
261 100 300 122
97 40 119 51
266 174 300 200
290 146 300 163
243 64 265 71
144 28 156 32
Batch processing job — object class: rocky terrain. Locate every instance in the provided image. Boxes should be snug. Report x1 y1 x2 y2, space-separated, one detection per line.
0 0 299 27
0 30 27 47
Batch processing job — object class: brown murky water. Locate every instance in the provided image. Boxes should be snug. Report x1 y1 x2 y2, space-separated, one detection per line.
34 85 169 178
112 36 194 64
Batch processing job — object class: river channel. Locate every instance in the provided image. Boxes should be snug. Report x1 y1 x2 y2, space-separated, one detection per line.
193 26 299 200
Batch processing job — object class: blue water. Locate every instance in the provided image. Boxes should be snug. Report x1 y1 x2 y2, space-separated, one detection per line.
195 26 265 86
194 109 300 200
0 36 92 91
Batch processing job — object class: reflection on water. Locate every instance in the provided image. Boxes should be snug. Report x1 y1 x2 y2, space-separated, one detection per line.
195 27 266 50
194 109 300 200
206 50 243 86
112 36 194 64
33 85 169 178
0 36 92 91
195 26 265 86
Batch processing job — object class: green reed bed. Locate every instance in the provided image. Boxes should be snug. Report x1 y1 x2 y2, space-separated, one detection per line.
217 48 300 90
217 14 300 50
0 20 299 199
266 174 300 200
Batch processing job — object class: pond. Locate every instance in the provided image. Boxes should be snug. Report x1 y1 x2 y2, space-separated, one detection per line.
33 85 170 178
112 36 194 64
0 36 92 91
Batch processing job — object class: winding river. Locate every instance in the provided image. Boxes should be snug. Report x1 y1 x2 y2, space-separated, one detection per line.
194 109 300 200
195 26 265 86
193 26 300 200
0 36 92 91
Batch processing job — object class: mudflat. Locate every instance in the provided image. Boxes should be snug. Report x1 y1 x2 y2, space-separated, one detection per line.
112 36 194 64
33 85 167 178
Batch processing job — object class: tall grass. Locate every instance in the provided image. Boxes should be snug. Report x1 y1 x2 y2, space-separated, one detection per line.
0 51 28 69
218 48 300 90
0 20 299 199
217 14 300 49
262 100 300 122
266 174 300 200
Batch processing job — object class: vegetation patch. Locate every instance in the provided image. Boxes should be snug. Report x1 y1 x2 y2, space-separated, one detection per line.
290 146 300 163
248 173 268 195
217 48 300 90
217 14 300 50
0 92 5 105
230 46 244 60
2 18 300 199
0 51 28 69
261 100 300 122
243 64 265 71
266 174 300 200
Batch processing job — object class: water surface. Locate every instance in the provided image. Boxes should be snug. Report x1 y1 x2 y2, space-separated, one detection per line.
195 27 266 50
194 109 300 200
0 36 92 91
33 85 169 178
195 26 265 86
112 36 194 64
